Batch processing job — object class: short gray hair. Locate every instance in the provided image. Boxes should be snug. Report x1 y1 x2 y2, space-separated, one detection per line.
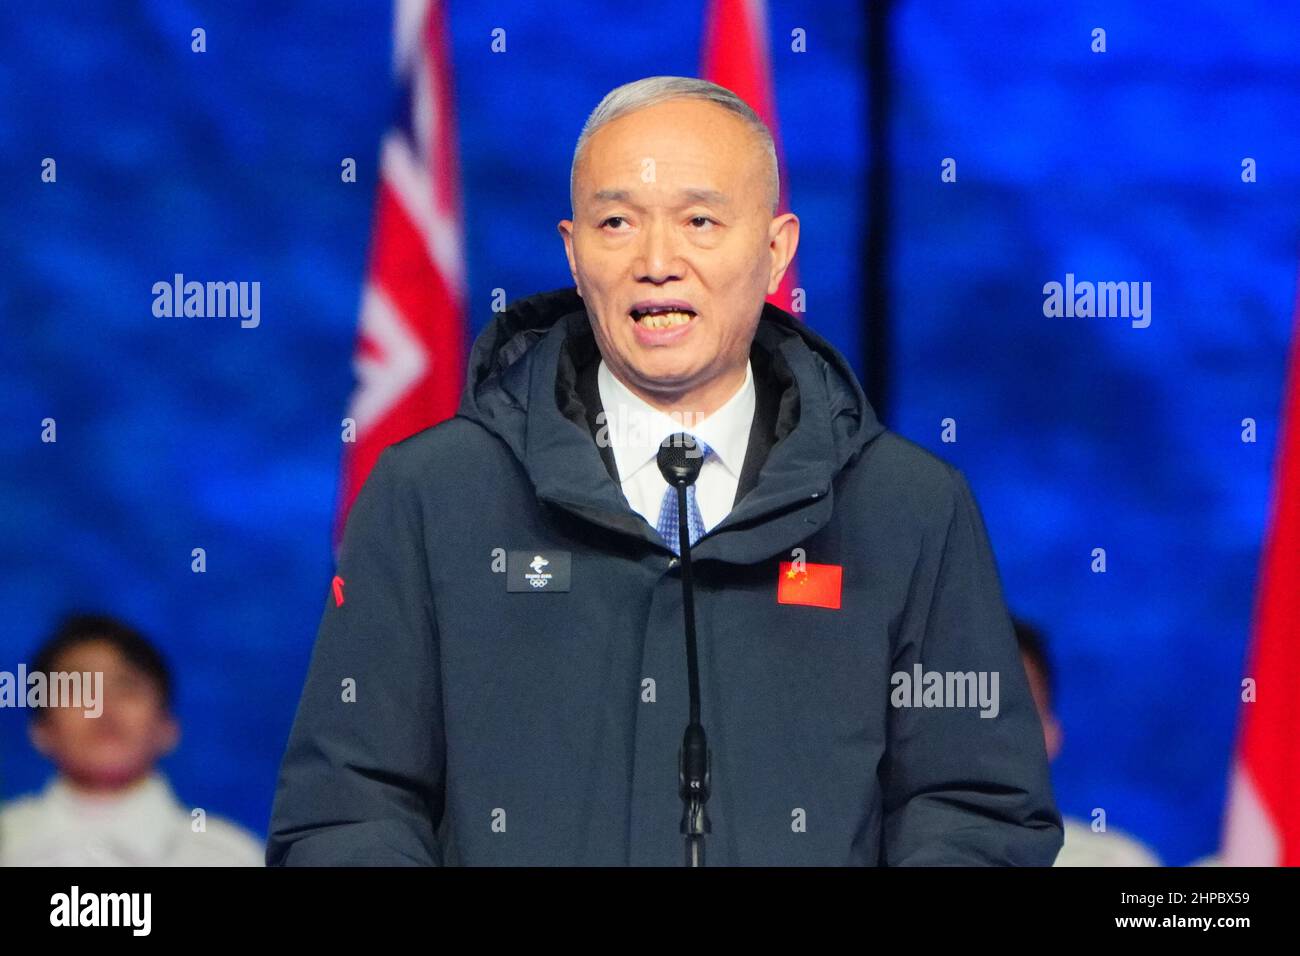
569 75 780 214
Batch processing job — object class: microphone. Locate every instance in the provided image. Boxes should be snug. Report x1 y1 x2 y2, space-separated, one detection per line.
657 433 711 867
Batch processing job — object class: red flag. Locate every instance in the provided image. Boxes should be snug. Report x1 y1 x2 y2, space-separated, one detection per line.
335 0 466 543
777 561 843 610
1222 272 1300 865
701 0 800 315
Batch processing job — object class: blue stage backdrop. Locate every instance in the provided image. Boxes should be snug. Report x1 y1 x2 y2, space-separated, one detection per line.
1 1 1296 866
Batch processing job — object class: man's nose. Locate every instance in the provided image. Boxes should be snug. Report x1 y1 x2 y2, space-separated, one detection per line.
633 218 684 283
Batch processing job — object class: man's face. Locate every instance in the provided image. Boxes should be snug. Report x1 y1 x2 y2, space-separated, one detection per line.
559 97 798 413
30 639 178 790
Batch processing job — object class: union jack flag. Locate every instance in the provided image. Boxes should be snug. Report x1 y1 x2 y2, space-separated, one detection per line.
336 0 465 541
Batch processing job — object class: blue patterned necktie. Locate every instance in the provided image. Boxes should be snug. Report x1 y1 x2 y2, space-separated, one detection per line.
656 440 710 554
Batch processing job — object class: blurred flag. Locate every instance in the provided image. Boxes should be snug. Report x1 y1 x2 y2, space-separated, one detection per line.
1222 276 1300 865
701 0 800 315
335 0 466 542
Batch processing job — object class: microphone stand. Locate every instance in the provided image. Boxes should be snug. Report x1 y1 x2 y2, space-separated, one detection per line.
658 434 711 868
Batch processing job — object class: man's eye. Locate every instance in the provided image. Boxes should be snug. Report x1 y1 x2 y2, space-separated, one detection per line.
601 216 627 229
689 216 716 228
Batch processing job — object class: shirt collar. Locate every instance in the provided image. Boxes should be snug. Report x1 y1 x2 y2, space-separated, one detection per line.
596 359 755 482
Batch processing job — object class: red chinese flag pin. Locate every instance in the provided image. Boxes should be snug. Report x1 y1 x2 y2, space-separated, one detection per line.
777 561 843 609
331 575 345 607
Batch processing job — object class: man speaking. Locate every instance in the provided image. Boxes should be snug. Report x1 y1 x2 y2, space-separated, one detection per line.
268 76 1063 866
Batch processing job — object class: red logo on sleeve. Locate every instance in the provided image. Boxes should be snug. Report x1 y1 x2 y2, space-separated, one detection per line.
777 562 842 609
331 575 345 607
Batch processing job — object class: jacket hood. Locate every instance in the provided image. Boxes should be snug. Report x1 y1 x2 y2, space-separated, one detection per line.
455 287 886 563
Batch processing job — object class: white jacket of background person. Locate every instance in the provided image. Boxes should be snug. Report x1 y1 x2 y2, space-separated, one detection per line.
0 771 263 866
1053 816 1162 866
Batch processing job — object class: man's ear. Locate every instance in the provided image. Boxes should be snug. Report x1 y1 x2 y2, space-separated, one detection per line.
156 713 181 759
28 719 54 759
1044 713 1063 762
556 219 582 296
765 212 800 295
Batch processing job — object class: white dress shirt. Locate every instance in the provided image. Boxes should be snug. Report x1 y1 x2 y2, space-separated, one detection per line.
0 771 265 866
596 359 756 535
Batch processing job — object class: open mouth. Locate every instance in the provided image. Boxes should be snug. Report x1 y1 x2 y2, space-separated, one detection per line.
629 305 697 330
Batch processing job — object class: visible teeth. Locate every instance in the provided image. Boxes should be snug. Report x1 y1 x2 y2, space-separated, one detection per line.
636 309 693 329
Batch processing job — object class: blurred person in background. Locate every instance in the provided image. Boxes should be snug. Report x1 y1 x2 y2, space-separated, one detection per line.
0 614 263 866
1014 617 1161 866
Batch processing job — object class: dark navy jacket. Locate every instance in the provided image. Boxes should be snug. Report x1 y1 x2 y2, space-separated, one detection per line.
267 288 1063 866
